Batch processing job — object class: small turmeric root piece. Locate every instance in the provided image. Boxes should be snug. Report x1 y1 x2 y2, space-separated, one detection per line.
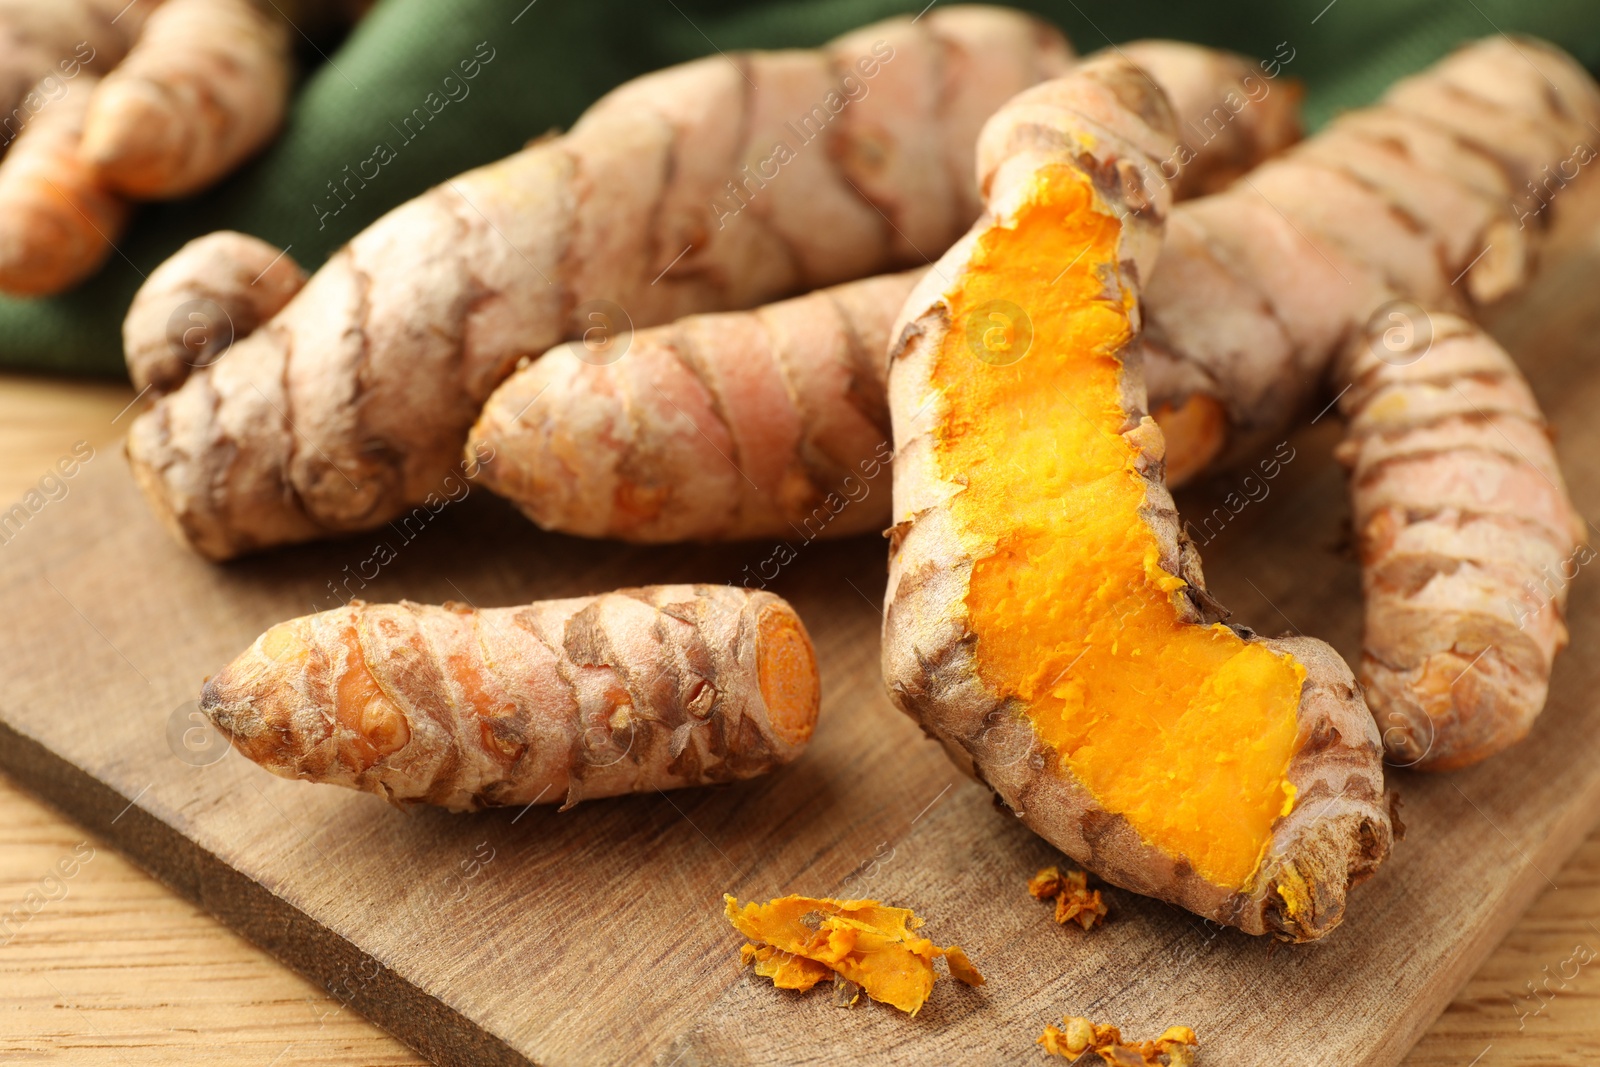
1039 1017 1198 1066
469 39 1301 544
1028 866 1107 931
1334 314 1585 770
81 0 291 198
725 893 982 1015
0 72 129 295
202 585 819 810
122 231 306 395
884 55 1391 939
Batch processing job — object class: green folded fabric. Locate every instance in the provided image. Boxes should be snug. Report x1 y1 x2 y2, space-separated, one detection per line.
2 0 1595 377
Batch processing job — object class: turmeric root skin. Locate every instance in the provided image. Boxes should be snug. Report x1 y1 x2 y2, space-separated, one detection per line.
203 585 820 811
1116 38 1302 200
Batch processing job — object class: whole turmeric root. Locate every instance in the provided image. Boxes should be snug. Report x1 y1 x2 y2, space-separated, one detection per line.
202 585 820 810
467 41 1302 543
81 0 292 199
124 6 1074 559
882 55 1391 940
1141 36 1600 480
469 270 914 543
1334 314 1585 770
0 71 129 295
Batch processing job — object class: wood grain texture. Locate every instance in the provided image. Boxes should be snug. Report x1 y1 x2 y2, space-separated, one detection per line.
0 213 1598 1066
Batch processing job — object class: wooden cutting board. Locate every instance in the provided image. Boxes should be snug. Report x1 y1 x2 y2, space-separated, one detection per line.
3 239 1599 1067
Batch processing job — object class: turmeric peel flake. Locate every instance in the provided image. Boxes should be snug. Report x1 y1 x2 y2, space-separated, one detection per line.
1038 1016 1198 1065
1029 866 1108 931
724 893 982 1014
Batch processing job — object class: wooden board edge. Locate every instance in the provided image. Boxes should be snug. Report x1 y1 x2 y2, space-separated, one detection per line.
0 716 530 1067
1357 776 1600 1067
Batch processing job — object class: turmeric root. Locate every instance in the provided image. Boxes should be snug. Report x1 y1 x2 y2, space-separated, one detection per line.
468 41 1302 543
882 55 1391 940
1141 36 1600 480
124 6 1074 560
725 893 981 1015
0 0 293 295
1039 1017 1198 1066
201 585 819 810
81 0 291 199
1334 313 1585 770
1027 866 1107 930
1116 39 1301 200
470 270 914 543
0 1 139 135
123 231 306 395
0 71 128 295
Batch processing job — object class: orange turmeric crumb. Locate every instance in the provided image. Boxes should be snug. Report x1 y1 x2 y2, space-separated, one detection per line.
1039 1017 1198 1065
724 893 983 1015
1028 866 1108 931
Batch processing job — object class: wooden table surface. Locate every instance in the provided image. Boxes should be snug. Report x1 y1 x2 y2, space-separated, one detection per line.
0 371 1596 1067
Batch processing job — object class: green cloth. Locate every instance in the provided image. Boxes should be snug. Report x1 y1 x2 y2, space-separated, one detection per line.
4 0 1597 377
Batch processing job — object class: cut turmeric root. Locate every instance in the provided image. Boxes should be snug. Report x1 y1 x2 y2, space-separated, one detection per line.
202 585 819 810
725 893 981 1015
882 55 1391 939
473 35 1592 773
468 40 1302 544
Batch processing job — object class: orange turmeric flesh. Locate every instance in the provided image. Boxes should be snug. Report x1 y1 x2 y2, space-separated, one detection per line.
931 165 1304 891
725 894 982 1015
